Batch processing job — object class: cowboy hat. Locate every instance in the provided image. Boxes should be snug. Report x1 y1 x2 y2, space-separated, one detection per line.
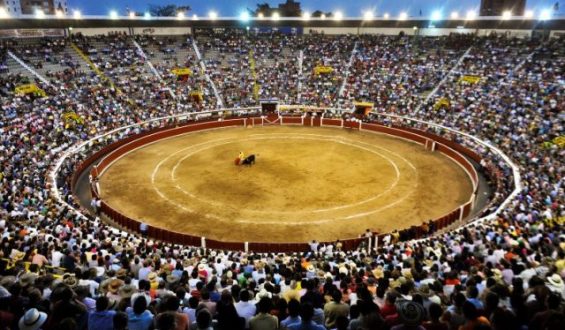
306 264 315 273
547 274 564 288
18 308 47 330
396 300 425 327
108 279 123 294
116 269 127 279
62 274 78 288
166 274 179 284
119 284 136 299
147 272 158 282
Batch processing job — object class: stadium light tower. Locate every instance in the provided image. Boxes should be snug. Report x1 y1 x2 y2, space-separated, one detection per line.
383 13 390 19
320 14 326 20
73 10 81 19
399 12 408 20
539 9 551 20
35 9 45 19
363 10 374 21
192 14 199 20
272 12 280 21
129 11 136 18
257 12 264 19
208 11 218 20
333 11 343 21
502 10 512 20
177 11 185 19
466 10 476 20
302 11 311 20
240 11 250 22
451 11 459 19
431 10 442 21
144 12 151 19
109 10 118 19
55 9 64 18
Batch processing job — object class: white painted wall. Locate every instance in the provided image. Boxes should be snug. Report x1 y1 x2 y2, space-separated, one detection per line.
418 28 476 36
549 30 565 38
132 27 192 35
304 27 359 35
475 29 532 38
71 27 130 36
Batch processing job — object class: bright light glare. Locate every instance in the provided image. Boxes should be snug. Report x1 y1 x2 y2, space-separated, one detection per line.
431 10 442 21
35 9 45 18
451 12 459 19
363 10 374 20
129 12 136 18
333 11 343 21
321 14 326 20
240 11 250 21
0 7 8 18
109 10 118 19
144 12 151 19
208 11 218 20
192 14 199 20
399 12 407 20
524 10 534 18
272 12 280 21
302 11 311 20
257 12 264 19
177 11 185 19
539 9 551 20
73 10 81 19
502 10 512 20
55 9 64 18
466 11 476 20
383 13 390 19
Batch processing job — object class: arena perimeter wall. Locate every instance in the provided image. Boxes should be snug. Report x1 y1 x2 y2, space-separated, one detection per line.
74 115 481 253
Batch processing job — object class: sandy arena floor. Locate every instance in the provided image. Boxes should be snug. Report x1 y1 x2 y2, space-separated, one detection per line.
98 126 473 243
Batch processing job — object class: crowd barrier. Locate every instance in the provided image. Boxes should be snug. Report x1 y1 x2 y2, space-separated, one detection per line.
75 113 484 253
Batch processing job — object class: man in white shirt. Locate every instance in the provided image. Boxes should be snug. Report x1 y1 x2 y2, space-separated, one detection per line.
235 290 256 329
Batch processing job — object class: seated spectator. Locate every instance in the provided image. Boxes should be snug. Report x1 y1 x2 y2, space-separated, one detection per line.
250 297 278 330
287 302 325 330
127 296 154 330
88 296 116 330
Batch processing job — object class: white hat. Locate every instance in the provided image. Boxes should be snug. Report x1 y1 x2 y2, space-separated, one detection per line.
18 308 47 330
547 274 564 288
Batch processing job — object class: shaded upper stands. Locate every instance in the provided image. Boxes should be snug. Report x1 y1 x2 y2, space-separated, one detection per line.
134 34 218 110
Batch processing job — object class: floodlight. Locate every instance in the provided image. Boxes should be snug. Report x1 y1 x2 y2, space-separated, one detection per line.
35 9 45 19
524 10 534 18
399 12 408 20
383 13 390 19
466 11 476 20
144 12 151 19
240 11 250 22
333 11 343 21
208 11 218 20
55 9 64 18
192 14 199 20
109 10 118 19
502 11 512 20
73 10 81 19
451 12 459 19
363 10 374 20
0 7 8 19
431 10 442 21
539 9 551 20
321 14 326 20
272 12 280 21
129 12 136 18
302 11 311 20
177 11 185 19
257 12 264 19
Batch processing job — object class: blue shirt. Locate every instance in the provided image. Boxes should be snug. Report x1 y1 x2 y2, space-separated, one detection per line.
127 309 154 330
88 310 116 330
287 320 327 330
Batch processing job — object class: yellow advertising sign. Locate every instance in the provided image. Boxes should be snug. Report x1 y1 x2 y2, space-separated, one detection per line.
171 68 192 76
458 75 481 84
14 84 46 97
313 66 334 75
434 98 450 110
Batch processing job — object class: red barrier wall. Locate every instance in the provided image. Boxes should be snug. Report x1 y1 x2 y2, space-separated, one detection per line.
77 116 482 252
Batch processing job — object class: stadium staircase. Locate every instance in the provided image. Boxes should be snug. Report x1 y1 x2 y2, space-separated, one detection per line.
7 51 51 86
131 38 176 99
297 50 304 102
70 42 118 92
338 41 359 99
192 39 225 107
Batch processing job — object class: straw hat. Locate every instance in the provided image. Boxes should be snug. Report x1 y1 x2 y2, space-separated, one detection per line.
306 264 315 273
147 272 158 282
119 284 136 299
19 273 38 288
108 279 123 294
116 269 127 279
18 308 47 330
62 274 78 288
166 274 179 284
255 288 272 302
547 274 564 289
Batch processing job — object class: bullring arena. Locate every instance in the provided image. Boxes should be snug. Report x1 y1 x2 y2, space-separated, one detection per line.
97 124 473 243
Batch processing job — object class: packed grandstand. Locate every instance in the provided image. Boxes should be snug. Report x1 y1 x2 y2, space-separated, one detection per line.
0 15 564 330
